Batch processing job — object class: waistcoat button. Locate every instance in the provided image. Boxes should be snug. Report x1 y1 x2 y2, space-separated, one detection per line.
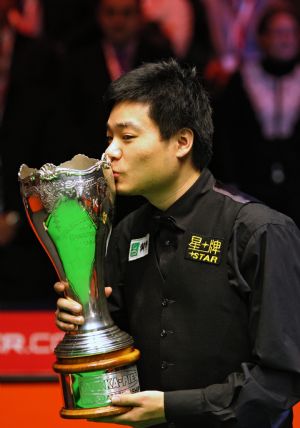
160 329 167 337
161 361 168 370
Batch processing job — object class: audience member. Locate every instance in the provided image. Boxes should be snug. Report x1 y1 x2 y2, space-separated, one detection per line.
211 4 300 227
0 0 57 307
42 0 174 222
202 0 284 94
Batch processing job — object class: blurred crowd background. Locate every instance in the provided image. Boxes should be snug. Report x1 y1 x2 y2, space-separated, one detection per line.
1 0 300 308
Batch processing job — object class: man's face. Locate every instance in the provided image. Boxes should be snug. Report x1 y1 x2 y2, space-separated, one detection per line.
105 101 180 202
261 13 300 61
97 0 141 46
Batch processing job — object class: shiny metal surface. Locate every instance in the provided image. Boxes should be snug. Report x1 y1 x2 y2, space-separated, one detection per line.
59 365 140 409
19 154 133 358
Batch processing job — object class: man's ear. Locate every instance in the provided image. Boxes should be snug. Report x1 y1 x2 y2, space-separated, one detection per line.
176 128 194 159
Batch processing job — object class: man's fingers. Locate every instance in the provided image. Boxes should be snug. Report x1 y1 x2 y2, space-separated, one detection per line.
54 283 84 333
55 305 84 332
57 297 82 314
55 307 84 325
55 297 84 332
55 317 78 332
54 281 68 295
111 393 141 407
105 286 112 298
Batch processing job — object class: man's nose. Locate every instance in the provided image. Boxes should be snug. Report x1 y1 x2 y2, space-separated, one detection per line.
105 141 122 160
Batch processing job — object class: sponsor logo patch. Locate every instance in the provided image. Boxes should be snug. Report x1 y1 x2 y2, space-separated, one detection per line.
185 234 223 265
129 234 150 261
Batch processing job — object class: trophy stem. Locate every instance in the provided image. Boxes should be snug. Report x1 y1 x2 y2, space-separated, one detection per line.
54 324 134 358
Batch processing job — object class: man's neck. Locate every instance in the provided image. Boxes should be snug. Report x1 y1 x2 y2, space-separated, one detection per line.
148 167 201 211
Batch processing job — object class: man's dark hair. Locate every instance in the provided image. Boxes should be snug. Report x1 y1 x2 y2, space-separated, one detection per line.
104 59 214 169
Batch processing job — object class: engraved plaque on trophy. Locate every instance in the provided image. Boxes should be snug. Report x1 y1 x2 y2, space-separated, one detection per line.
18 154 140 419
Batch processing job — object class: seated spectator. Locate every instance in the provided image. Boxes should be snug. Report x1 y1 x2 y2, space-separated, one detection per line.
211 5 300 227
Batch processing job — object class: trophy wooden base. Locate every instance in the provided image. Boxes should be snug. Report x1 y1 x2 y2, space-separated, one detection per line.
60 404 131 419
53 346 140 419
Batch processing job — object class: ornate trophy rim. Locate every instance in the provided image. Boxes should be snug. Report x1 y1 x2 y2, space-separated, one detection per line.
18 153 111 182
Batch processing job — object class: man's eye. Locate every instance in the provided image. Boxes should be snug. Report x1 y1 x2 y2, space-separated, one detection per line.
106 135 113 144
123 135 135 141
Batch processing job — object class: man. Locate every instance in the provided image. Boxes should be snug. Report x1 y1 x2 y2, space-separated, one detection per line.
55 60 300 428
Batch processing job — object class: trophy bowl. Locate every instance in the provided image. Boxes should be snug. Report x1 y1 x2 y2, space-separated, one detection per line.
18 154 140 419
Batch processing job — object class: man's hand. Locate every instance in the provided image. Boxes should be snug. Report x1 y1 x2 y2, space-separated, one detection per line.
54 281 112 331
90 391 166 428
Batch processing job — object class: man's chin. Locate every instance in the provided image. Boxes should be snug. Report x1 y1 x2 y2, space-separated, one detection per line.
116 187 132 196
116 186 139 197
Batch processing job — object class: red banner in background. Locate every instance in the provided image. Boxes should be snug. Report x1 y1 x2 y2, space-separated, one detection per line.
0 311 64 379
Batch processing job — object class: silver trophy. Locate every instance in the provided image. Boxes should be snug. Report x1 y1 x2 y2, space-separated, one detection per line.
18 154 140 419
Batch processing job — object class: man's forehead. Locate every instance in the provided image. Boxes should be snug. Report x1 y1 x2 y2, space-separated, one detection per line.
107 101 155 130
107 120 142 132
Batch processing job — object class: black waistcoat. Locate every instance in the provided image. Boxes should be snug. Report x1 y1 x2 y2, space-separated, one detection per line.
119 185 252 392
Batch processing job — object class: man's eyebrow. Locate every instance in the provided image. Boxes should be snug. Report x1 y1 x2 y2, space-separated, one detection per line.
107 121 141 132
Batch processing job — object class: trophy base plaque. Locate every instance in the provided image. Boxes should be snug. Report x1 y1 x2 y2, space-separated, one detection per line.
53 346 140 419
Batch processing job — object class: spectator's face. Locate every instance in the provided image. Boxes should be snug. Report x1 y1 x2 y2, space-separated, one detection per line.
261 13 300 61
98 0 141 46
